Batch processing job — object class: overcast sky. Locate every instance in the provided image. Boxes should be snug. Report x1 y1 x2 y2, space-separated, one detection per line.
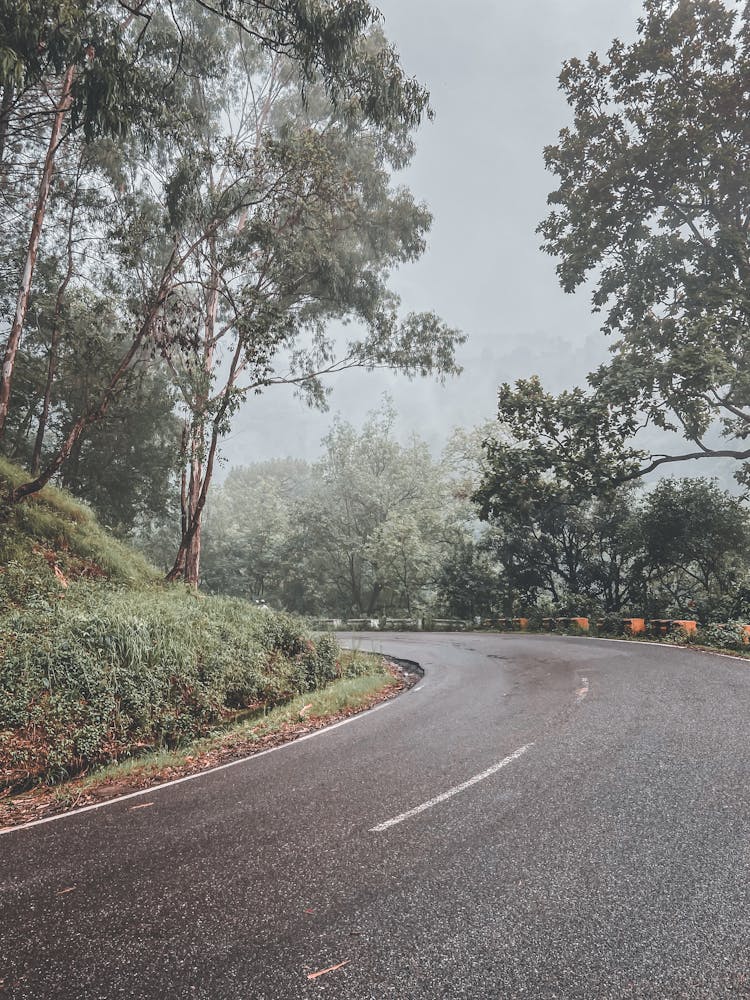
219 0 646 471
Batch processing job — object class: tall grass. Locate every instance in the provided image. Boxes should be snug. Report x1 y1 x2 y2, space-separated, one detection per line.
0 585 347 785
0 459 355 786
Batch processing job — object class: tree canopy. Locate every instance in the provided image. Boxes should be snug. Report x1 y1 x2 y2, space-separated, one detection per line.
0 1 463 588
490 0 750 490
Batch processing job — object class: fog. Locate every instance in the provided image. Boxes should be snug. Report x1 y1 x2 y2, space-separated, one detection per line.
220 1 645 469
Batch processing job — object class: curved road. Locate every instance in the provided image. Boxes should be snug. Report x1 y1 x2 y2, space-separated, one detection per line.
3 633 750 998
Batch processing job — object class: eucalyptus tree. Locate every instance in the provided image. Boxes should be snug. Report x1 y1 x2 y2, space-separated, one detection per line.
150 22 461 586
0 0 433 451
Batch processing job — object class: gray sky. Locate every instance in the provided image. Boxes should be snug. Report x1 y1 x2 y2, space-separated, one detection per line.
220 0 645 470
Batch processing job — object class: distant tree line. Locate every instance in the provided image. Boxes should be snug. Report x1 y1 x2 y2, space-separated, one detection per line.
191 400 750 624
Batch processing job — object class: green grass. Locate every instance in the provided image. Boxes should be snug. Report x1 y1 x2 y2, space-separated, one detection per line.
0 457 376 789
0 456 157 591
53 655 394 793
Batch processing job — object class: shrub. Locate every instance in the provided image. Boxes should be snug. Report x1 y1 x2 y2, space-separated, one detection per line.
696 621 748 651
0 585 341 784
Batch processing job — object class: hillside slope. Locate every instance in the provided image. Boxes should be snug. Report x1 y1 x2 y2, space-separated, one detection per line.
0 459 361 789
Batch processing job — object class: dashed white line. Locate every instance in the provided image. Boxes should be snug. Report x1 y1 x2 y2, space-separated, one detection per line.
370 743 534 832
576 677 590 703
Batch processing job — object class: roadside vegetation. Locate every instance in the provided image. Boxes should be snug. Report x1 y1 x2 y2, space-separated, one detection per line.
0 459 396 803
193 403 750 629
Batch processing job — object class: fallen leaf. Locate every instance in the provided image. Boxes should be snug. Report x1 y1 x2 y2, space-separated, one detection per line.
129 802 154 811
57 887 76 895
307 960 349 981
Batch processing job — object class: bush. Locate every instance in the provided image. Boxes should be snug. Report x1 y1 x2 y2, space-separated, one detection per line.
696 621 748 651
0 585 341 784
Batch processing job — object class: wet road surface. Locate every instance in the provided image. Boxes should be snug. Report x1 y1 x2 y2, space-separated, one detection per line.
3 633 750 998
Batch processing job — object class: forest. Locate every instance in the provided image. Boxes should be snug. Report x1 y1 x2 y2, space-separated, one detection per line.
3 0 750 629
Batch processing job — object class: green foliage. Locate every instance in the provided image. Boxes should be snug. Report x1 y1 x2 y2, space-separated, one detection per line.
0 455 158 594
696 621 749 651
491 1 750 487
202 400 458 618
638 478 749 618
435 537 498 620
201 459 310 600
0 462 353 784
282 399 451 617
0 587 343 783
474 438 750 621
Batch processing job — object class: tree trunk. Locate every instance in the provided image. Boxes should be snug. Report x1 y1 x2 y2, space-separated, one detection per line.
166 238 220 589
31 158 81 474
183 431 204 588
0 65 75 439
184 515 202 587
179 421 189 538
367 581 382 617
0 84 14 167
166 419 222 585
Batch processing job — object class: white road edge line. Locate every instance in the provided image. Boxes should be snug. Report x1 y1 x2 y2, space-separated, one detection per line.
0 701 392 838
370 743 534 833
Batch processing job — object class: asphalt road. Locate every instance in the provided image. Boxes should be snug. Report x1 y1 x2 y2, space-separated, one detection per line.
3 633 750 999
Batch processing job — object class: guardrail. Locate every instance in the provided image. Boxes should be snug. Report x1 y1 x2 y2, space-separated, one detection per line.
308 615 723 637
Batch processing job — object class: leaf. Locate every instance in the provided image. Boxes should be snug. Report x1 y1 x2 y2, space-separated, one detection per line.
307 960 349 981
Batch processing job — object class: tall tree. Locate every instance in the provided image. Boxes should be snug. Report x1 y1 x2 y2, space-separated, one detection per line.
0 0 433 450
147 22 462 586
494 1 750 488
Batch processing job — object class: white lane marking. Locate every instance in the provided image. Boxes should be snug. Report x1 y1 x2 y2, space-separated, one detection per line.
576 677 590 703
0 702 391 838
370 743 534 833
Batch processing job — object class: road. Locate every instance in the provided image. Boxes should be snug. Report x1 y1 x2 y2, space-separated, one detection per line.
3 632 750 999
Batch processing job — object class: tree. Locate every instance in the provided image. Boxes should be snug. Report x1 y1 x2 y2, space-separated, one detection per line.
435 536 499 620
497 1 750 487
4 287 181 534
292 401 450 617
201 459 311 600
0 0 434 461
2 5 462 600
148 23 462 587
198 404 457 617
637 477 750 618
474 416 750 618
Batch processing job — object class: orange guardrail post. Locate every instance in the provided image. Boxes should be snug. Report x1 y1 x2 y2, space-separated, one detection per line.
624 618 646 635
672 619 697 635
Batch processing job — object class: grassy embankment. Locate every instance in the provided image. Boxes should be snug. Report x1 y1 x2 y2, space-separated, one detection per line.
0 457 399 820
